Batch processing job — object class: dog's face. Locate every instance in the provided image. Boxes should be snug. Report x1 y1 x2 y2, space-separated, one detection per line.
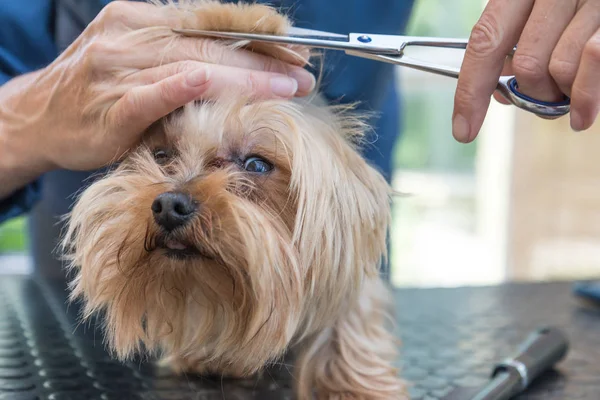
62 96 391 375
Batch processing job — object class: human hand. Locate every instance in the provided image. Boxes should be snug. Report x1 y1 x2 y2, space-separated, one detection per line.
0 1 314 175
452 0 600 143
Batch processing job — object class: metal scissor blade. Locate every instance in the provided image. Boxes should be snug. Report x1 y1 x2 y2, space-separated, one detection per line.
287 27 348 40
171 29 405 55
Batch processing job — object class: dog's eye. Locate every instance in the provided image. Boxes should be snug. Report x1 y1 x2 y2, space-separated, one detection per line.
243 156 272 173
153 149 170 164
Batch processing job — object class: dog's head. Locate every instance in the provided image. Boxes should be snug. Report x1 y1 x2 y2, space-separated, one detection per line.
61 94 391 374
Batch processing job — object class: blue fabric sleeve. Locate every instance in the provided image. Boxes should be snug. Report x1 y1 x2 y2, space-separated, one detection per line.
0 72 43 225
0 0 57 224
0 179 43 225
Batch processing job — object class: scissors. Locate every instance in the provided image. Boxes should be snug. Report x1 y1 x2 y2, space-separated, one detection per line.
172 27 571 118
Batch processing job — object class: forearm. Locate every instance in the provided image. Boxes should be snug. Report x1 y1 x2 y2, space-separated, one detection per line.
0 70 53 201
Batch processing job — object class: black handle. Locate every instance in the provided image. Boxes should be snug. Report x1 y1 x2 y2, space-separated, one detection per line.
492 327 569 390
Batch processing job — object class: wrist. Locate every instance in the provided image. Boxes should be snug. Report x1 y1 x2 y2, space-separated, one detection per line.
0 123 52 200
0 72 55 200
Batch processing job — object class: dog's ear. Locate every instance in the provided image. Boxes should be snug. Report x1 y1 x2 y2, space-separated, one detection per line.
148 0 310 66
289 103 391 306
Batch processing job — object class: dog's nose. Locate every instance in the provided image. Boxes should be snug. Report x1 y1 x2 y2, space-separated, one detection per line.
151 192 196 231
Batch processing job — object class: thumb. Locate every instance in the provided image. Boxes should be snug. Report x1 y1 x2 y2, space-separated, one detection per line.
109 66 211 136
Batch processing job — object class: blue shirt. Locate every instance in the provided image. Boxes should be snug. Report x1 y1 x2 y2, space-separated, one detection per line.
0 0 414 225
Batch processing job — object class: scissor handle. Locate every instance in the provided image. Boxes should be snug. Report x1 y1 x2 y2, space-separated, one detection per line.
496 76 571 118
347 50 572 118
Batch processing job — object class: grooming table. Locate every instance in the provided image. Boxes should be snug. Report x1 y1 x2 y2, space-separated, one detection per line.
0 275 598 399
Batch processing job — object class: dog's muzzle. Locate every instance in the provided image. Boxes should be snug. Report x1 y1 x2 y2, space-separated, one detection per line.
151 191 197 231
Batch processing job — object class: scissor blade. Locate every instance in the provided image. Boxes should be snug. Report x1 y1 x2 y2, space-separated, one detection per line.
287 27 348 40
171 29 404 55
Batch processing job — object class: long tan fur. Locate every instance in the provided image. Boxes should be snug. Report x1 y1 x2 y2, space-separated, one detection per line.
61 1 406 398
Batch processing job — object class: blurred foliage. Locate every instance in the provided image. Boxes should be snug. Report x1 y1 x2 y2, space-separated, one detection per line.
394 90 478 172
0 217 27 253
393 0 483 172
407 0 483 37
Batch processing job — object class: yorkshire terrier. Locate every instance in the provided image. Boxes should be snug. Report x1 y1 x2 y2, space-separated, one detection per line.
61 1 405 399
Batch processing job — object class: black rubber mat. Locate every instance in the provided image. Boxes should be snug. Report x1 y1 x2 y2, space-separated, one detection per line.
0 275 598 399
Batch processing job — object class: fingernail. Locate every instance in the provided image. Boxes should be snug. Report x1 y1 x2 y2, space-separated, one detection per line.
570 109 584 132
270 76 298 97
186 68 209 87
288 68 316 93
452 114 471 142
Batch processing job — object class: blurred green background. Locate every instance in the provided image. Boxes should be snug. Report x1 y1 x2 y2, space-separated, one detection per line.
0 217 27 253
394 0 480 173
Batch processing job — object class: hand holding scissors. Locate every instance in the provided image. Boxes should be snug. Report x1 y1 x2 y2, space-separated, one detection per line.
175 0 599 143
454 0 600 142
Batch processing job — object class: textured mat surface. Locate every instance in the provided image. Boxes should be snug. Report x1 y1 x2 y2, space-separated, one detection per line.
0 275 598 399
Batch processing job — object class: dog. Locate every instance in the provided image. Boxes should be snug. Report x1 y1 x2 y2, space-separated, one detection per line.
61 1 405 398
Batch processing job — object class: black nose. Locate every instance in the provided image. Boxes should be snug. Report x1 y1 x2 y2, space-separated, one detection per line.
151 192 196 231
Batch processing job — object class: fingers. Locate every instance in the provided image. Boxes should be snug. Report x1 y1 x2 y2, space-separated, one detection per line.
511 0 576 103
143 36 308 69
109 64 303 134
493 58 514 105
90 1 181 33
183 64 301 100
549 0 600 98
125 59 315 96
98 2 310 69
97 33 314 88
570 28 600 131
109 68 210 136
561 5 600 132
453 0 535 143
94 2 311 74
93 1 192 31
